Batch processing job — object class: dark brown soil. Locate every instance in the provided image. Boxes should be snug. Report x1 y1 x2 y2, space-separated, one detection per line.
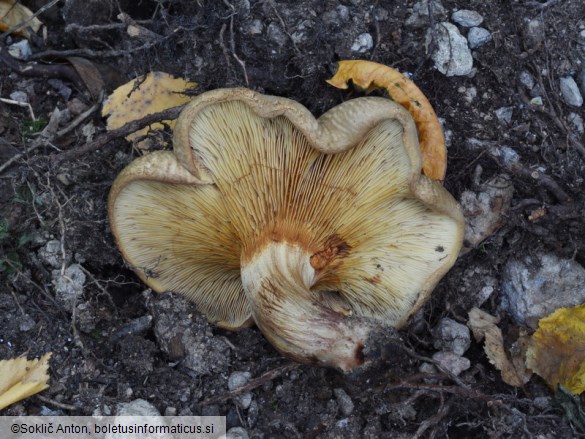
1 0 584 437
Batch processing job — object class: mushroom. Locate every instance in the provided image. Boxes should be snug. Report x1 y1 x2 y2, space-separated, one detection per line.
109 88 464 371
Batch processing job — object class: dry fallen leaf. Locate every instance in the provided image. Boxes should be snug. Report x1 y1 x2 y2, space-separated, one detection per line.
468 307 531 387
526 304 585 394
326 60 447 181
0 0 43 39
0 352 52 410
102 72 197 150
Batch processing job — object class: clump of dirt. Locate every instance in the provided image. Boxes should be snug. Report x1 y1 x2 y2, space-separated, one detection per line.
1 0 584 437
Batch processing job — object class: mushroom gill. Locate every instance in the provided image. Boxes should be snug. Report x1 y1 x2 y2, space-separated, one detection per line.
109 88 464 370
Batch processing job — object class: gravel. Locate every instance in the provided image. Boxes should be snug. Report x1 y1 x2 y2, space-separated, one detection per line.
559 76 583 107
351 33 374 53
501 253 585 328
432 351 471 376
452 10 484 27
334 388 354 417
433 318 471 355
468 27 492 48
427 22 473 76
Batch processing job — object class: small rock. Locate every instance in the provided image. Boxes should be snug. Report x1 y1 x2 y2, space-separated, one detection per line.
48 79 72 100
519 71 535 90
460 174 514 252
433 318 471 355
115 398 160 416
459 86 477 103
501 253 585 328
226 427 249 439
164 406 177 416
530 96 543 106
228 371 251 390
406 0 447 28
334 388 354 416
9 91 28 103
495 107 514 125
245 19 263 35
228 371 253 410
451 10 483 27
267 22 287 47
351 33 373 53
468 27 492 48
559 76 583 107
8 40 32 59
52 264 86 310
432 351 471 376
18 314 36 332
110 399 168 439
523 18 545 50
39 240 65 268
426 22 473 76
567 112 584 133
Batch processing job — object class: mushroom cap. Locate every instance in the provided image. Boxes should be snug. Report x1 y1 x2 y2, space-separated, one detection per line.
108 88 464 366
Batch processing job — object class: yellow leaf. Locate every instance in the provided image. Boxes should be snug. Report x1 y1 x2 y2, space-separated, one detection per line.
468 308 531 387
0 352 52 410
526 304 585 394
0 0 43 39
102 72 197 150
327 60 447 181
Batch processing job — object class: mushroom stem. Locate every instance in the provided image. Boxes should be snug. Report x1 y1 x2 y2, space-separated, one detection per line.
241 242 373 371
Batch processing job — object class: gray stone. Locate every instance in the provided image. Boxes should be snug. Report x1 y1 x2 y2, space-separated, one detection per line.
559 76 583 107
432 351 471 376
351 33 373 53
228 371 251 390
228 371 253 409
433 318 471 355
495 107 514 124
568 112 584 133
519 71 535 89
8 40 32 59
451 10 483 27
111 399 168 439
9 90 28 103
468 27 492 48
524 18 545 49
460 174 514 252
334 388 354 416
18 314 36 332
427 22 473 76
116 398 160 416
406 0 447 28
52 264 86 310
245 19 263 35
38 240 64 268
501 253 585 328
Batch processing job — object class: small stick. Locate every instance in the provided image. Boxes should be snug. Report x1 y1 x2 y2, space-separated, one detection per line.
199 363 299 405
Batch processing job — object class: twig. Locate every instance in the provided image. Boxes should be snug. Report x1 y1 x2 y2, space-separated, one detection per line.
35 394 80 412
413 396 452 439
0 103 99 174
0 0 61 40
199 363 300 405
0 97 35 119
28 40 168 61
48 104 186 165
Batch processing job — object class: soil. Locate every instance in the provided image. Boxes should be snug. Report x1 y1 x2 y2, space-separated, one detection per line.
1 0 585 437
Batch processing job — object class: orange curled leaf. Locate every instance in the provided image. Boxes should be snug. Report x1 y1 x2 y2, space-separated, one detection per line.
327 60 446 181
